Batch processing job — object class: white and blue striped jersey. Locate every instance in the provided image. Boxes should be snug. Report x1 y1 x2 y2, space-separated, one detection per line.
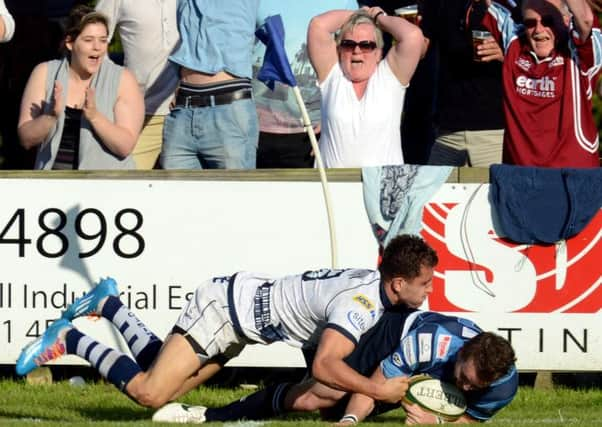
226 269 394 349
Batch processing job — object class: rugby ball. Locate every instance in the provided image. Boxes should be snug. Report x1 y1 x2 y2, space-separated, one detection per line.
403 375 467 421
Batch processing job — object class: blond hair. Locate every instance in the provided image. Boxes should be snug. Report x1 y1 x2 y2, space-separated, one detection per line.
335 10 384 49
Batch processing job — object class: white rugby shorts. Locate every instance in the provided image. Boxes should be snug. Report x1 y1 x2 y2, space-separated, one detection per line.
173 278 245 363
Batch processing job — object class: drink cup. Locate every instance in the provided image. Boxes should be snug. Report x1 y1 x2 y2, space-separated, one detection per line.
472 30 492 61
395 5 419 25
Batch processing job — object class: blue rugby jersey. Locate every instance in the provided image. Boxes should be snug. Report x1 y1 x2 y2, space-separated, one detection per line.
381 311 518 421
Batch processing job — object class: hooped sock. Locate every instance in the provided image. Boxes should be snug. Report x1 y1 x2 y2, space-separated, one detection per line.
65 328 141 391
205 382 293 421
102 296 162 370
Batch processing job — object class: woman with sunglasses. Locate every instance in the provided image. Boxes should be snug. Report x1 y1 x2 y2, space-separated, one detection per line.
469 0 602 168
307 7 423 168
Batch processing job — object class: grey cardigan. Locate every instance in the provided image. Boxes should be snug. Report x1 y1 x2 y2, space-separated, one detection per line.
35 56 135 170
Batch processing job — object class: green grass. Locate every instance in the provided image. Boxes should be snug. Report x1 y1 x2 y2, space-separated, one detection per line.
0 380 601 426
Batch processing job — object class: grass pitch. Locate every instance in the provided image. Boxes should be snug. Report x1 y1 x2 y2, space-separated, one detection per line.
1 380 601 426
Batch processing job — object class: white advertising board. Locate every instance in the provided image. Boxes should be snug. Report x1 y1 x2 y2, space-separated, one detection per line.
0 178 599 371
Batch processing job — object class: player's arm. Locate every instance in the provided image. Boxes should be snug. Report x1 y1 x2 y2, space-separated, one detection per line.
312 328 408 403
335 367 387 425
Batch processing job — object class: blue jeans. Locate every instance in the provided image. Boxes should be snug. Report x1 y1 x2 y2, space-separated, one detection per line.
161 99 259 169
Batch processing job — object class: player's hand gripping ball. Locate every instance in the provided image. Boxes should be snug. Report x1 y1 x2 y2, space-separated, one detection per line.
402 374 467 421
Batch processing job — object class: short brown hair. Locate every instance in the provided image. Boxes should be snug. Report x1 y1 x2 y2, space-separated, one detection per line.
378 234 438 282
63 5 109 47
458 332 516 384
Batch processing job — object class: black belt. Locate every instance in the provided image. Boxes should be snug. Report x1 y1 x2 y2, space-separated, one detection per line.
175 88 252 108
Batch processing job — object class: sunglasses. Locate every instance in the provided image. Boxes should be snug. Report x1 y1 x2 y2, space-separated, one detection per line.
523 15 556 29
339 39 378 52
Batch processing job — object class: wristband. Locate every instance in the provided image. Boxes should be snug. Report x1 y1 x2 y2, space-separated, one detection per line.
339 414 359 425
374 11 386 22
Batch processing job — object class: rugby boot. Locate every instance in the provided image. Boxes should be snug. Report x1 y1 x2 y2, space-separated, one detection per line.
61 277 119 321
16 318 72 376
152 403 207 424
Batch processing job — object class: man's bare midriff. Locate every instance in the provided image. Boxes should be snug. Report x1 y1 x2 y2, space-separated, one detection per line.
180 67 237 85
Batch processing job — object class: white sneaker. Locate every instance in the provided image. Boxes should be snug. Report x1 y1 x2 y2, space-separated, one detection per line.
152 402 207 424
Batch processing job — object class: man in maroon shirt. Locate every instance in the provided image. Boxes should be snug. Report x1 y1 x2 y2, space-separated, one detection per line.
471 0 601 168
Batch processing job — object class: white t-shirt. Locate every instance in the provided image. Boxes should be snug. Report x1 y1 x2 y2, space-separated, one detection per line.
228 269 393 349
318 60 407 168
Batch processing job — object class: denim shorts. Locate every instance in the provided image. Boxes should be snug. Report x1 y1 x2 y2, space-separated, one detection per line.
161 98 259 169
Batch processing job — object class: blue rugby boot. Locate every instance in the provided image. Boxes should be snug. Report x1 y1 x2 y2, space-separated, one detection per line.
61 277 119 321
16 318 72 376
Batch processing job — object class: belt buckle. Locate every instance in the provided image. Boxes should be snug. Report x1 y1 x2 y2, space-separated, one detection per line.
184 96 191 109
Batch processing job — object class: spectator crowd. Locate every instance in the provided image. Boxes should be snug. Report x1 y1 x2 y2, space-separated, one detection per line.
0 0 601 170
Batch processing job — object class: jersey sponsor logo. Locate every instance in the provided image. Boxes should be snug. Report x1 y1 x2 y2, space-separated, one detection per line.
353 294 375 311
392 351 403 367
436 334 452 359
515 57 532 71
515 75 556 98
402 336 417 366
353 294 376 319
549 56 564 67
347 310 368 332
421 197 601 313
418 333 432 363
254 282 274 331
